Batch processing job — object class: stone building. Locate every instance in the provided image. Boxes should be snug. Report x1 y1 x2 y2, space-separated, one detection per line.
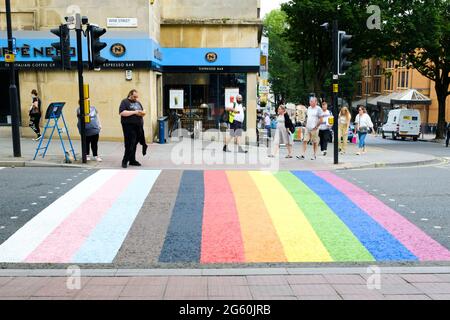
0 0 262 142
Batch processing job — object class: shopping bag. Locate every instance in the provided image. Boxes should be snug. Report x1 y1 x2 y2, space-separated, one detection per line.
352 136 357 144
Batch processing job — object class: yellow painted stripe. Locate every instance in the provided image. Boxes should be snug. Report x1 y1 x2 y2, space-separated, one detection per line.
249 171 332 262
226 171 287 263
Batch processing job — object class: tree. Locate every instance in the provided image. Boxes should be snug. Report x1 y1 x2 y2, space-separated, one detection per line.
263 10 306 104
372 0 450 139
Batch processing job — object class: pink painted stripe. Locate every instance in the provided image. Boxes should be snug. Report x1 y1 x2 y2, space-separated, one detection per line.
24 170 138 263
201 171 245 264
314 171 450 261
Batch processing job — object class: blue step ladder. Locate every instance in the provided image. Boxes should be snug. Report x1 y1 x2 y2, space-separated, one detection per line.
33 102 77 163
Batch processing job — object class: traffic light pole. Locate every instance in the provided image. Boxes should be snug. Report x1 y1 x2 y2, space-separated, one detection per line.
75 16 87 164
5 0 21 157
332 20 339 165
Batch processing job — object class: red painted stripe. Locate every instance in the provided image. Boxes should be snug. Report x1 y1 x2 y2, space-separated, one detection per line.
201 171 245 264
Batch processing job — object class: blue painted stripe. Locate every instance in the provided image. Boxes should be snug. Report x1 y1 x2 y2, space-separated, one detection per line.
71 170 161 263
292 171 417 261
159 171 205 263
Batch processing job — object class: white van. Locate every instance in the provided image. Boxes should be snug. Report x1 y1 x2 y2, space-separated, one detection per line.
382 109 421 141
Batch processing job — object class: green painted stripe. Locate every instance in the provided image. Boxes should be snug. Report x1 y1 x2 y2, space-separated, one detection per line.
275 172 375 262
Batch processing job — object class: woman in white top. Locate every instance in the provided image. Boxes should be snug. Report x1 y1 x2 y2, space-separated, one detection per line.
354 106 374 155
269 105 294 158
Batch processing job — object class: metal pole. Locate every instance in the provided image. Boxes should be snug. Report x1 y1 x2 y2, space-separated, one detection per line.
332 20 339 165
75 14 87 163
5 0 21 157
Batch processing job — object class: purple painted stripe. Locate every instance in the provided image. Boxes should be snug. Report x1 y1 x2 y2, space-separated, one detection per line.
314 171 450 261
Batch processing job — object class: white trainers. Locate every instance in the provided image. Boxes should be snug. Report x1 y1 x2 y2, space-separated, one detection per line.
94 156 103 162
86 155 91 161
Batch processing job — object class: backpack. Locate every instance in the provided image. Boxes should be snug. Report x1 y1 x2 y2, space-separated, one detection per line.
285 114 296 134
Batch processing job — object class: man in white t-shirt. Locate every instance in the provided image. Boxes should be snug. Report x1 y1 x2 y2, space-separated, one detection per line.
223 94 248 153
297 97 324 160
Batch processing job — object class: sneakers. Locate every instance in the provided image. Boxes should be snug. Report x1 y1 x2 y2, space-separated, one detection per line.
33 135 42 141
86 155 91 161
129 161 142 167
323 151 327 156
122 161 128 169
93 156 103 162
223 145 231 153
296 155 305 160
238 147 248 154
311 155 317 160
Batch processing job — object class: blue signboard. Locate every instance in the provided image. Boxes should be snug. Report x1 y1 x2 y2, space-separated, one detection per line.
0 31 259 71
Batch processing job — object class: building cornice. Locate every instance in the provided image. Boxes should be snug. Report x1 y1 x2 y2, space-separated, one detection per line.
161 18 262 26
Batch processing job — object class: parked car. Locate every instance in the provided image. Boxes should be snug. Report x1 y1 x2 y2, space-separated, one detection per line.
382 109 421 141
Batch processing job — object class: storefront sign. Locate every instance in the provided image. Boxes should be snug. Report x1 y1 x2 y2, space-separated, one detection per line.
110 43 126 57
205 52 218 63
170 90 184 109
107 18 138 28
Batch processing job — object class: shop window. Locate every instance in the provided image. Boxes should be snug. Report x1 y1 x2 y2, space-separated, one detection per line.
163 73 247 131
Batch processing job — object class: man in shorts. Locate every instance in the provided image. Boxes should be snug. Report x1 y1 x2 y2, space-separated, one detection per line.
223 94 248 153
297 97 324 160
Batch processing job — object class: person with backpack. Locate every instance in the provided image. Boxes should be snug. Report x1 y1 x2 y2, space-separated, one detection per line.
29 89 42 141
77 105 102 162
269 105 295 158
223 94 248 153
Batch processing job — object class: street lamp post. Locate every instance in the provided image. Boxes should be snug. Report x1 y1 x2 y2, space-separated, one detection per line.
5 0 22 157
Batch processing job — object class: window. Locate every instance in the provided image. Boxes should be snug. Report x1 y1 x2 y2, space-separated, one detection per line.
373 78 381 93
163 73 247 131
357 82 362 97
386 60 394 69
385 75 393 91
398 69 409 88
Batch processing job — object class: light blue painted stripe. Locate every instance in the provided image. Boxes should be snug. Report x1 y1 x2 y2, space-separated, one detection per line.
71 170 161 263
293 171 418 262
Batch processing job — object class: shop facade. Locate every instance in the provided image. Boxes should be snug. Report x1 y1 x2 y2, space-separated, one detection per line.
0 0 262 142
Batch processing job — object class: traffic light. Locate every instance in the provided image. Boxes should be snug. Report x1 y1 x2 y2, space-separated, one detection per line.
50 24 71 70
88 25 108 70
338 31 352 75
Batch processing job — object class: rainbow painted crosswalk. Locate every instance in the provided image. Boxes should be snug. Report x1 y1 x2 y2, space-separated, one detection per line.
0 169 449 265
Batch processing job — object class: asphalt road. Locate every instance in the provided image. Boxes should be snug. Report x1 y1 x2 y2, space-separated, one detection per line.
0 167 96 244
367 135 450 157
336 162 450 250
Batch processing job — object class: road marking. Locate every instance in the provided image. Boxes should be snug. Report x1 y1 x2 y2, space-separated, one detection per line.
66 179 72 181
21 209 29 212
61 183 67 185
48 191 53 194
421 218 429 221
411 211 416 214
434 226 442 230
0 170 117 263
389 199 396 202
399 204 406 207
39 196 47 199
381 194 387 197
0 226 5 230
31 203 37 206
10 217 18 220
55 187 60 190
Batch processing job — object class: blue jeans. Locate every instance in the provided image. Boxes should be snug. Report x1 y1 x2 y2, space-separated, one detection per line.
265 125 272 138
358 132 368 149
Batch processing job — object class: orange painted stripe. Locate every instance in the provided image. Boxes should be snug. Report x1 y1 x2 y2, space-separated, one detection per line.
226 171 287 263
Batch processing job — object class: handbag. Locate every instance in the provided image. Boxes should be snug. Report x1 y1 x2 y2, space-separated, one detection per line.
352 136 357 144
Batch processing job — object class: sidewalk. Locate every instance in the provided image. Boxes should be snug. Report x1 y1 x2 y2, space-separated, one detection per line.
0 136 442 171
1 268 450 300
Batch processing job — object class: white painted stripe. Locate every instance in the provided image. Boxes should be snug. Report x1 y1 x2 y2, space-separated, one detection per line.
0 170 117 263
0 167 5 170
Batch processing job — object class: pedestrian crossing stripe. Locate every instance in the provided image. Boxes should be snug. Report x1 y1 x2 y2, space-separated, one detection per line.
0 169 449 264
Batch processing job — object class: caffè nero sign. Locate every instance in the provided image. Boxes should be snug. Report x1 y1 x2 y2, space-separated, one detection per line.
0 44 76 59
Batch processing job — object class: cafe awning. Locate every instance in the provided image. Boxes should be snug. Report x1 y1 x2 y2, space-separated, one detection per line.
377 89 432 107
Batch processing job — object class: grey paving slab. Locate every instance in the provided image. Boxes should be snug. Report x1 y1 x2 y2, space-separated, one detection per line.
291 284 338 296
411 283 450 294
